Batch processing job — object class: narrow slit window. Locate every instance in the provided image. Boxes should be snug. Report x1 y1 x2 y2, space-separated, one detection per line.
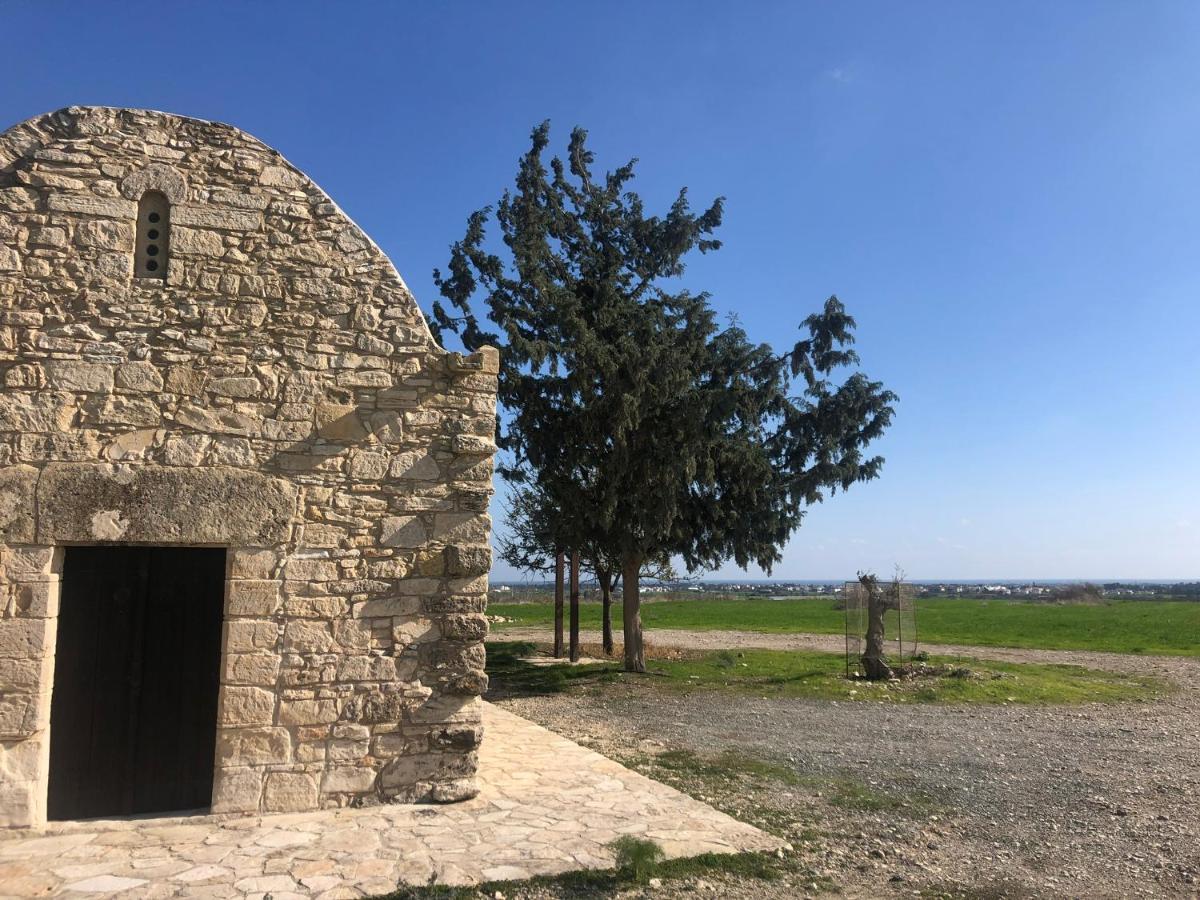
135 191 169 279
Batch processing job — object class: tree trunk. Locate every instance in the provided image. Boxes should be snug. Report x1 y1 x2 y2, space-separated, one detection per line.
598 568 614 656
860 574 893 680
621 554 645 673
569 549 581 663
553 549 564 658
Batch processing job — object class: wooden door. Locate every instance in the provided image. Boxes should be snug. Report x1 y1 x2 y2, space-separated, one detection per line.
47 546 226 820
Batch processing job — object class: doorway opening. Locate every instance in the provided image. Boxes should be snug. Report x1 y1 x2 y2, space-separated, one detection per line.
47 546 226 820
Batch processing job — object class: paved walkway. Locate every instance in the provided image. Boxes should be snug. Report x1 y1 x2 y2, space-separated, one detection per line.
0 704 781 898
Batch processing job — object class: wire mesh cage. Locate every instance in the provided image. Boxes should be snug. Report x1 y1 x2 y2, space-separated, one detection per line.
843 578 918 676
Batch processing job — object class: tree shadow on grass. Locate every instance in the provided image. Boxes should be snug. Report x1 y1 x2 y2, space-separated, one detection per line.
485 640 624 700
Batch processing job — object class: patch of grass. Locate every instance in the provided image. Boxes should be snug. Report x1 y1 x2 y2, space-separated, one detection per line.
632 744 937 823
609 835 664 882
652 647 1159 704
490 596 1200 656
377 848 814 898
485 642 1163 705
823 777 936 817
651 747 805 785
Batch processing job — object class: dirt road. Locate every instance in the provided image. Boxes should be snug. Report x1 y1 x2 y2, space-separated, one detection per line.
488 627 1200 897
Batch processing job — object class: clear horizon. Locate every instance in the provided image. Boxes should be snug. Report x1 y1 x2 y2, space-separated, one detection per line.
7 1 1199 582
491 577 1196 585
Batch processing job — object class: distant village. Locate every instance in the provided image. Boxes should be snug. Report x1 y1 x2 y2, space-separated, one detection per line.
491 579 1200 601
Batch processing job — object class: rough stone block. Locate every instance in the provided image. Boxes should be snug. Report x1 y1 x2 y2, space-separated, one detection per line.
207 376 260 399
223 653 280 687
0 736 45 782
445 544 491 577
230 549 278 579
75 219 134 251
283 620 335 654
36 464 297 546
210 767 264 814
389 451 439 480
46 361 114 392
223 620 278 653
0 618 53 660
226 580 281 616
431 513 489 544
348 447 389 480
314 401 367 441
0 466 38 542
164 365 207 395
278 698 339 726
215 727 292 766
218 686 276 726
320 766 377 794
0 780 41 828
283 557 339 582
114 361 164 392
380 516 425 548
451 434 496 455
0 393 75 433
172 226 225 256
263 772 318 813
0 693 44 739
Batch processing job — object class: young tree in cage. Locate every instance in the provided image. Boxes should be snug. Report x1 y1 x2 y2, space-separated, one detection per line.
857 570 905 680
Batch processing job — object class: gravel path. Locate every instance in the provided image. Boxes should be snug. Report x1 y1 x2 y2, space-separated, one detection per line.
488 627 1200 898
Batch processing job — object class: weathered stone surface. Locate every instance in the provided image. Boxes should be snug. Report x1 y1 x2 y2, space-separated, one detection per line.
226 580 281 616
36 464 297 546
219 686 277 727
314 402 367 440
380 515 425 548
164 365 207 395
451 434 496 455
216 727 292 766
46 361 114 392
263 772 318 813
114 361 163 391
0 393 75 433
445 544 492 576
390 451 439 480
0 106 498 825
321 766 377 794
75 220 134 251
210 767 263 814
0 465 37 542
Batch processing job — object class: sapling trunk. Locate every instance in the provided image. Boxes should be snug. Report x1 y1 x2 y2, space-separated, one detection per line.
599 568 614 656
569 549 580 662
859 573 894 680
622 555 646 673
553 549 564 658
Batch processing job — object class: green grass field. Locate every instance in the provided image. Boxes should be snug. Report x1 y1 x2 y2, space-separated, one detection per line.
488 596 1200 656
486 641 1163 704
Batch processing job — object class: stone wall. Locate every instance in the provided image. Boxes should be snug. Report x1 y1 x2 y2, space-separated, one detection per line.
0 107 497 827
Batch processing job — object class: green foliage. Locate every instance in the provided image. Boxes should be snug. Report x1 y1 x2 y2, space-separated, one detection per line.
433 123 895 670
609 836 666 882
490 596 1200 656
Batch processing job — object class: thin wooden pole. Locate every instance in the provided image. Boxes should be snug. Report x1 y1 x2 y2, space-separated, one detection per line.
553 549 564 658
569 549 581 662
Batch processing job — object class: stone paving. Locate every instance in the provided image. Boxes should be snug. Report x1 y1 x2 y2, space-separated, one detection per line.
0 703 781 898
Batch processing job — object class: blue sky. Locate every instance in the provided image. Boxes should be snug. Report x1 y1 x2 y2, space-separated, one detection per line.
5 1 1198 580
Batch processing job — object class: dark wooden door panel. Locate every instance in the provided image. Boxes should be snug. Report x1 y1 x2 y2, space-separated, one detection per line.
48 547 225 820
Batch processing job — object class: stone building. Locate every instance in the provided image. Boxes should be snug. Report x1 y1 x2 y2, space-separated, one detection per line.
0 107 497 828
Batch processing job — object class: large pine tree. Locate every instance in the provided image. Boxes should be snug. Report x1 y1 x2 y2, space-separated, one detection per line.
433 123 896 672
